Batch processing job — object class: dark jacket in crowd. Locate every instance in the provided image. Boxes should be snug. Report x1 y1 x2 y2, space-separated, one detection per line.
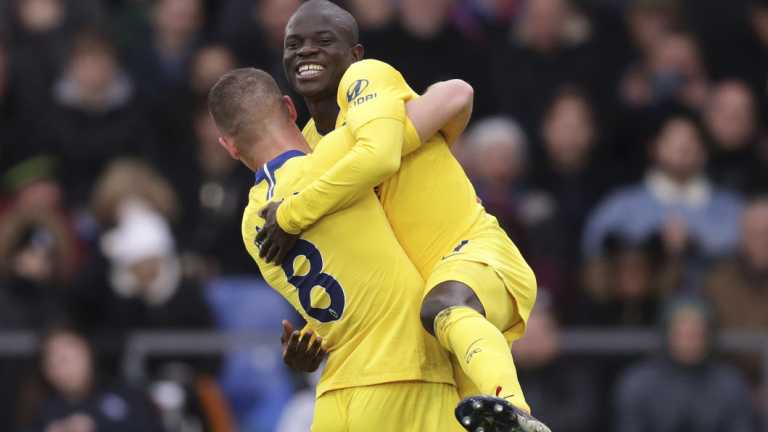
28 383 162 432
42 74 155 207
615 356 755 432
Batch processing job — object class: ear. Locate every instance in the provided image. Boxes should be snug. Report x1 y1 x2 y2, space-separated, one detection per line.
283 95 298 123
352 44 364 62
218 136 240 160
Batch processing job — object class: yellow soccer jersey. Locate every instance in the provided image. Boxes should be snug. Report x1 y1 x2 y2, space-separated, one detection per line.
241 131 454 397
288 59 537 329
287 59 490 277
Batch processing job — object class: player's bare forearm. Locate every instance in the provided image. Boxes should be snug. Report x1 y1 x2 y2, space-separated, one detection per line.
406 79 474 146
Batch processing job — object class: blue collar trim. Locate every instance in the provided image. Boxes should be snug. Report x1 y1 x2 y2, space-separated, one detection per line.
254 150 305 185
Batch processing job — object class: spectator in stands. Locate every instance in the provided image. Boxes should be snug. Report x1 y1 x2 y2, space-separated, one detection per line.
625 0 679 60
387 0 494 116
91 199 213 333
73 159 182 334
0 157 81 268
216 0 299 70
346 0 395 31
189 44 236 99
344 0 397 61
89 159 179 230
461 116 564 298
512 296 599 432
0 209 75 329
576 234 681 326
614 297 755 432
704 80 761 192
491 0 596 129
0 200 78 431
532 87 609 283
28 326 163 432
156 44 238 216
705 198 768 380
181 105 254 278
583 115 744 259
620 31 710 111
462 116 538 243
215 0 303 122
125 0 202 95
7 0 104 136
43 30 155 208
70 195 217 382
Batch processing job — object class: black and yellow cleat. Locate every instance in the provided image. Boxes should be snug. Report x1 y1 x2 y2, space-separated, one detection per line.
455 396 552 432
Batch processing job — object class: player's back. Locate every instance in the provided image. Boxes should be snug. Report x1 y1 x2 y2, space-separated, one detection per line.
242 129 454 397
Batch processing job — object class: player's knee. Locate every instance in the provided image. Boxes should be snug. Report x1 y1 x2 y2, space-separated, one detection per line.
420 296 446 336
420 281 484 336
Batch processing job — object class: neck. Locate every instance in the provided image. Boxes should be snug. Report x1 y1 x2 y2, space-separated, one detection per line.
241 126 310 171
305 96 339 135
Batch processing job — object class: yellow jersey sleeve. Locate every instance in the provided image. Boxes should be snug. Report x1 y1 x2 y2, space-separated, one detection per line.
277 102 406 235
337 59 423 155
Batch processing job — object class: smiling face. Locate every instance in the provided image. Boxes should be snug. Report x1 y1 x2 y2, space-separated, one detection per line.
282 5 362 101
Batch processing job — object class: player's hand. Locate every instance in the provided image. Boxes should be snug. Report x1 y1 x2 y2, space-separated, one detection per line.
256 201 300 264
281 320 326 373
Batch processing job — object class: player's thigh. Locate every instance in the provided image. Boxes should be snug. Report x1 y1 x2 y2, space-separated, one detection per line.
311 390 347 432
427 258 520 333
347 381 463 432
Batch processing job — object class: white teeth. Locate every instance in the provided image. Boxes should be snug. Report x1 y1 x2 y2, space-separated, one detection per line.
297 64 325 77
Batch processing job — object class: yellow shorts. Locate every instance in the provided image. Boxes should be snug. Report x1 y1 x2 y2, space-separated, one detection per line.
427 241 536 341
312 381 464 432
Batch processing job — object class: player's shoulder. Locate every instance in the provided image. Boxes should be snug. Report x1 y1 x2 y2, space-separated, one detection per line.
347 58 401 75
241 190 263 248
242 187 266 225
341 59 405 87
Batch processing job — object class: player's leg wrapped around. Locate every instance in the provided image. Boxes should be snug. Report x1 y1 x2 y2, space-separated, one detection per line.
434 306 530 413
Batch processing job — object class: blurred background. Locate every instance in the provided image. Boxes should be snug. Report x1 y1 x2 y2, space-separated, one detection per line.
0 0 767 431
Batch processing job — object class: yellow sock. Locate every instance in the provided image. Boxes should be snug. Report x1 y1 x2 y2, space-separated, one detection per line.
435 306 529 412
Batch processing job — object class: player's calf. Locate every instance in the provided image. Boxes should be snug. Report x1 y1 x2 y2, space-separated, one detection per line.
455 396 551 432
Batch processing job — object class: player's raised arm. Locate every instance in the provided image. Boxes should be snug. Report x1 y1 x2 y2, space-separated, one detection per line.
269 61 408 238
405 79 474 148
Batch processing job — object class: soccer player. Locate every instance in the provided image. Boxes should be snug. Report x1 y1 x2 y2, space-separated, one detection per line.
209 68 475 431
256 2 551 431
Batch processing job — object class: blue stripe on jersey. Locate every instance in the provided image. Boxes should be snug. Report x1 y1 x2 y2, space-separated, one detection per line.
254 150 306 186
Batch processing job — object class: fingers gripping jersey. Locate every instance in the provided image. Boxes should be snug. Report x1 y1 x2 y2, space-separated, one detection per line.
241 130 453 397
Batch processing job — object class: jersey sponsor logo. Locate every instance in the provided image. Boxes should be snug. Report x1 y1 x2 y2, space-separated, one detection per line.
346 79 369 102
347 79 377 106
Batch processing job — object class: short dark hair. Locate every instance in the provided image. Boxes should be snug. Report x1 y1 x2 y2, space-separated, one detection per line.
291 0 359 45
207 68 285 142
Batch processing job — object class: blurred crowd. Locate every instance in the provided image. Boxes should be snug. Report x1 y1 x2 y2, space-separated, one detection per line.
0 0 767 431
